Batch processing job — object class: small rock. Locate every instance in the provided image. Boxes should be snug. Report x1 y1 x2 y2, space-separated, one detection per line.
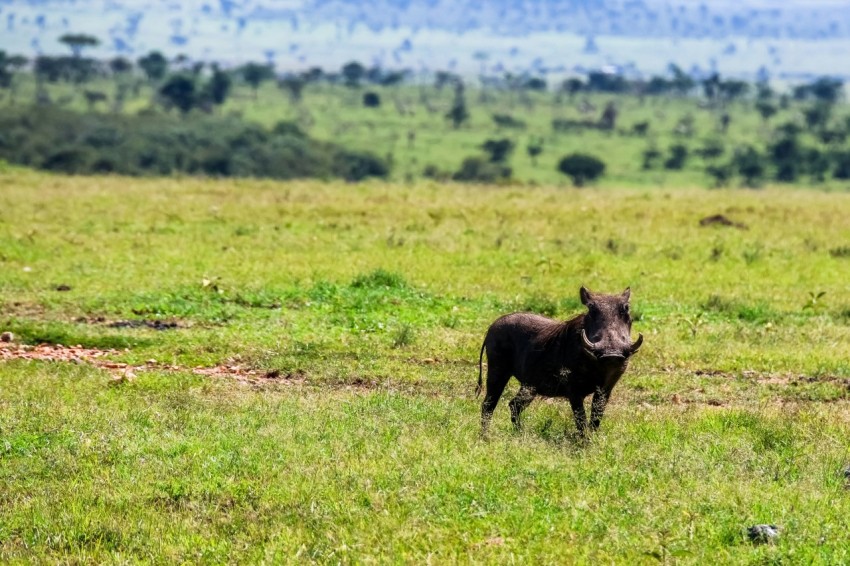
54 284 72 292
0 332 13 343
747 524 780 545
841 464 850 479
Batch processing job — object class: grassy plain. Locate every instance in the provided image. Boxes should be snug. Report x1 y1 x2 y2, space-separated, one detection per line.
7 76 850 187
2 168 850 562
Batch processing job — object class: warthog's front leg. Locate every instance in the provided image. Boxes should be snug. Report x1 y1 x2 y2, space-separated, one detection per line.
590 387 611 431
569 396 587 436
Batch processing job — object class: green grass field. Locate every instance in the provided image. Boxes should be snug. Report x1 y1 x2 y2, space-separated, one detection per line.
2 168 850 562
6 75 850 188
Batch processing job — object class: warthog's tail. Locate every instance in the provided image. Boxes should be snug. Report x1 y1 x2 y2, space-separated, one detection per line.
476 340 486 397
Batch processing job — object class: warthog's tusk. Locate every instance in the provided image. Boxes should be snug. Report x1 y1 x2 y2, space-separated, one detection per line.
630 333 644 353
581 329 595 350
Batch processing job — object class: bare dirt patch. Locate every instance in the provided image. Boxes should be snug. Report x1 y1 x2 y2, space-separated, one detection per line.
0 341 287 386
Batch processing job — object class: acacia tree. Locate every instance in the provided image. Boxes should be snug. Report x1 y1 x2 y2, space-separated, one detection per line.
59 33 100 57
446 81 469 129
205 65 232 107
159 75 197 114
341 61 366 88
240 62 274 99
138 51 168 83
558 153 606 187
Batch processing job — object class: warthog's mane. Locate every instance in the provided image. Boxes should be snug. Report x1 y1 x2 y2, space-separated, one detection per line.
537 313 585 347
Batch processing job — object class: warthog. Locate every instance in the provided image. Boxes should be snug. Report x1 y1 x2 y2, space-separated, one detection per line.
477 287 643 436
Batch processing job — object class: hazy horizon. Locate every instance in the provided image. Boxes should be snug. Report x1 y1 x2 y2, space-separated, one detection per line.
2 0 850 80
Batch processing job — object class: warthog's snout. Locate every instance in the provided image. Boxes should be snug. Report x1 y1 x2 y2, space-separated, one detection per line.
581 329 643 361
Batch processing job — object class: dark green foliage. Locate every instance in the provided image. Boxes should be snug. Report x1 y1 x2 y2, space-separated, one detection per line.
333 151 390 181
834 152 850 180
452 156 511 183
422 164 451 181
599 102 618 130
362 91 381 108
526 137 544 165
0 107 389 182
561 77 584 97
805 148 830 182
586 72 628 93
794 77 844 104
803 103 831 131
632 121 650 136
108 57 133 75
137 51 168 82
446 83 469 129
492 114 526 129
58 33 100 57
755 100 777 122
695 139 725 160
35 56 101 84
706 164 733 187
642 146 662 170
769 136 802 182
557 153 606 186
240 63 274 96
664 144 688 170
732 146 766 187
481 138 515 163
278 75 306 102
524 77 547 91
718 80 749 101
342 61 366 88
205 66 232 106
0 52 26 89
159 75 197 114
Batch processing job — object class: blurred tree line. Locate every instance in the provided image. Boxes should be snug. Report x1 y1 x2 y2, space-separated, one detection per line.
0 35 848 186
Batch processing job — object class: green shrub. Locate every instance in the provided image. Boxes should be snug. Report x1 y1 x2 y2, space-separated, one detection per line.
452 156 512 183
0 107 389 182
557 153 606 186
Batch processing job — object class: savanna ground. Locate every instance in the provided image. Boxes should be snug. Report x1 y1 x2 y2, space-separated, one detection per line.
2 167 850 562
6 74 850 188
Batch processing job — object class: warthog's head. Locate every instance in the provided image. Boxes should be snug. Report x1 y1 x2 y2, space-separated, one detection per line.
579 286 643 362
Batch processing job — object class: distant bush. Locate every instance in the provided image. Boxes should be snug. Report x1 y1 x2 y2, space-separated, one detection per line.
362 92 381 108
452 156 511 183
732 146 766 188
631 121 650 136
492 114 526 129
557 153 606 186
664 144 688 170
481 138 515 163
0 107 389 181
695 139 725 160
706 163 733 187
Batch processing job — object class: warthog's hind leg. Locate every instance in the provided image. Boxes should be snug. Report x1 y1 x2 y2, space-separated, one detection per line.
508 385 536 430
480 367 511 438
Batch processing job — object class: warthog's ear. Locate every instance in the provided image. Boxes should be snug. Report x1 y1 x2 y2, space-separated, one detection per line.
580 286 592 306
622 287 631 302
